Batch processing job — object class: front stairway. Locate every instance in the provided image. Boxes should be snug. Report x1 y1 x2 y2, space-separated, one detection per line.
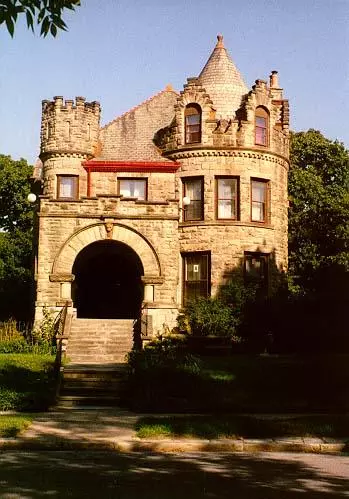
58 318 134 408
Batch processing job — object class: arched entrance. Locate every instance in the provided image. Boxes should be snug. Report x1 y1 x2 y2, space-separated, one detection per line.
72 240 144 319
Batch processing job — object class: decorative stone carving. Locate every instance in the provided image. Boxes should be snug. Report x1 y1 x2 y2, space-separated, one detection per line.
104 221 114 239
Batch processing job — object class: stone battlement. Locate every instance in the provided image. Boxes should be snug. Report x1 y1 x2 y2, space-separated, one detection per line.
40 96 101 159
42 96 101 114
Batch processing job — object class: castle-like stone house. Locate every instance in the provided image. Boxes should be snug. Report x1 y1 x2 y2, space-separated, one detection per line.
34 36 289 359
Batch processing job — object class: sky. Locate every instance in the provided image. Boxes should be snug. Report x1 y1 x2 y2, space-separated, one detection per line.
0 0 348 164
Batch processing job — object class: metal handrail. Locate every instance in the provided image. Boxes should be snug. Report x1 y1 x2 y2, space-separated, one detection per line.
53 301 70 403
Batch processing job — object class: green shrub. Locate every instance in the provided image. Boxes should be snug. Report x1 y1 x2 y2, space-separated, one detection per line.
0 338 30 353
128 336 201 375
182 297 239 338
126 337 202 411
30 306 56 346
0 314 56 355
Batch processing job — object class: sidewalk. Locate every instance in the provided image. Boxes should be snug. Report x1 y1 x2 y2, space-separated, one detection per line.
0 409 348 454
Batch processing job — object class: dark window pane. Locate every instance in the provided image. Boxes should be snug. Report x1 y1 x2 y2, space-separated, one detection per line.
244 252 269 291
183 253 210 306
185 105 201 144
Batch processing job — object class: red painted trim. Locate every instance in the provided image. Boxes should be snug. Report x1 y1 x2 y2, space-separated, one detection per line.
87 168 91 197
82 160 180 173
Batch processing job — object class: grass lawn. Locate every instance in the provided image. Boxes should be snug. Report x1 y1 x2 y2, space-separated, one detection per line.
136 414 349 440
0 414 33 438
0 354 55 411
129 354 349 413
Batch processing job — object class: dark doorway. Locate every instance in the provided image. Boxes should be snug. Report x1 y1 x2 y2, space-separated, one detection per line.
72 240 144 319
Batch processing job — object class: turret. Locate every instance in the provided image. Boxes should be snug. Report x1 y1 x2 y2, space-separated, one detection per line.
39 96 101 198
40 96 101 159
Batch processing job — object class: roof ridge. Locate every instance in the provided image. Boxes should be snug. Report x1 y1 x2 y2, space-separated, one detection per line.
101 87 179 130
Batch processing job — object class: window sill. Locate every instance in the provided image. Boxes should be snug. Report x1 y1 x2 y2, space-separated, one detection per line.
50 198 82 203
180 220 274 229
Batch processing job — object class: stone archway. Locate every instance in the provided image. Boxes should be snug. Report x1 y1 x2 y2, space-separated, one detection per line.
72 240 144 319
50 223 162 309
52 222 161 277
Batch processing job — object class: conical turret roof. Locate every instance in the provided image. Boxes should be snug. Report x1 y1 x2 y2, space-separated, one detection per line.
199 35 248 118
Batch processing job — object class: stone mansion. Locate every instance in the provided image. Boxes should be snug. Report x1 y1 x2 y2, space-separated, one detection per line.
33 35 289 339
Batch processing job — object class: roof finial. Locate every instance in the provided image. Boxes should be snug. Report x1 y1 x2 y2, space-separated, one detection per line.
216 34 224 48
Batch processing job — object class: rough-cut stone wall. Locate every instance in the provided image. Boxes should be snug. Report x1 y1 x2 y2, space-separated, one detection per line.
174 151 288 297
99 89 178 161
41 96 101 157
35 195 180 332
35 46 289 336
40 96 101 199
92 171 176 201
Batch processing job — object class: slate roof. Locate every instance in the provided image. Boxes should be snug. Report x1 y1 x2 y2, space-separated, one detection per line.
198 35 248 119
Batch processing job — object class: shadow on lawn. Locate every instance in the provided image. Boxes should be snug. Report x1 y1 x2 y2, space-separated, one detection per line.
127 354 349 414
136 414 349 440
0 450 348 498
0 361 55 411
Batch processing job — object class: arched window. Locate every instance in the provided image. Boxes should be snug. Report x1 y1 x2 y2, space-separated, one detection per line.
255 107 269 146
185 104 201 144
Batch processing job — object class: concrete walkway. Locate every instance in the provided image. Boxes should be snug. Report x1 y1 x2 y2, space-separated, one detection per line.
1 409 348 454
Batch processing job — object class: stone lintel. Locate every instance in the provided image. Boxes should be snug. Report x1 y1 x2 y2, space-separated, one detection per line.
143 302 180 309
50 273 75 282
141 276 164 285
56 300 73 307
39 213 179 220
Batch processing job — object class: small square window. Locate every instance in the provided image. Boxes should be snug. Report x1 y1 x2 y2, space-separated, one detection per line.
118 179 147 200
216 177 239 219
57 175 78 199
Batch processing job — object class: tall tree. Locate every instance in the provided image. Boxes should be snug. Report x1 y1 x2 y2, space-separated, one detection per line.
0 0 80 37
289 129 349 288
0 155 34 320
288 130 349 349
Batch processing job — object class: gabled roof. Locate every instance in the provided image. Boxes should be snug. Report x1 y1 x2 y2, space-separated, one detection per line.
198 35 248 119
99 86 178 162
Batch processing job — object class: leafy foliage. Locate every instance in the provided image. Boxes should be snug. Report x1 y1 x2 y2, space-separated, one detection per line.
184 297 237 337
0 353 55 411
0 155 34 321
286 130 349 350
289 130 349 285
0 0 80 37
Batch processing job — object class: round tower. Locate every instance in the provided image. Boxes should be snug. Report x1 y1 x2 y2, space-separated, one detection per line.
40 96 101 198
160 35 290 301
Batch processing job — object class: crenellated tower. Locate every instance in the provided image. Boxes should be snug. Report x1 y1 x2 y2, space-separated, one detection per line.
40 96 101 198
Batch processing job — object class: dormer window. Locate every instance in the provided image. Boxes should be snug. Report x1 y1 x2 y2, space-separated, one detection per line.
185 104 201 144
255 107 269 146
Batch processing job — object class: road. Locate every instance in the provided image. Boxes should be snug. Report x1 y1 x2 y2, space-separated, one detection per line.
0 451 348 498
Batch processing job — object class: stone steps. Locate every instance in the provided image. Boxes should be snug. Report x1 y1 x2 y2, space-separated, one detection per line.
58 318 134 407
